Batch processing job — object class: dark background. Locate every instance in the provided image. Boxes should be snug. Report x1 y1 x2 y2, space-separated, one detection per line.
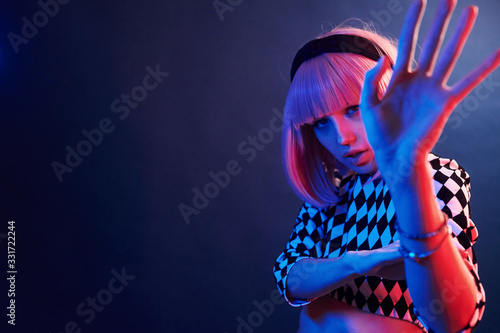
1 0 499 332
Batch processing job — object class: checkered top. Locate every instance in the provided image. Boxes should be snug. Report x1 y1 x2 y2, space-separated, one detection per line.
273 153 485 332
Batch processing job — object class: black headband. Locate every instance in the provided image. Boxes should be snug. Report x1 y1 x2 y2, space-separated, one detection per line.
290 34 392 81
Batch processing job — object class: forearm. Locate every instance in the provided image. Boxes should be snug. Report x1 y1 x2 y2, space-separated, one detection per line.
387 159 477 333
286 254 358 301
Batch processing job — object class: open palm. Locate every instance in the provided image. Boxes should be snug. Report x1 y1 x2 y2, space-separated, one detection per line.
360 0 500 181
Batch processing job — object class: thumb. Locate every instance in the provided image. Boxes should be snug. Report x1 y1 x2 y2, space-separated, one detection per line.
361 55 390 108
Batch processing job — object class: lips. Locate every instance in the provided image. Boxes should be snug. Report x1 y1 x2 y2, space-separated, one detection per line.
344 149 369 166
344 150 367 159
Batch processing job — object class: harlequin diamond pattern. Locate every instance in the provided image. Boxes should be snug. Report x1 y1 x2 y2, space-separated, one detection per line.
344 175 397 252
274 154 484 332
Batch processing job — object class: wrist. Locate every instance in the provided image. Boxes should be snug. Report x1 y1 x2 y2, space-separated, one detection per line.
383 154 432 193
344 250 377 277
376 148 430 189
343 251 362 277
383 157 445 239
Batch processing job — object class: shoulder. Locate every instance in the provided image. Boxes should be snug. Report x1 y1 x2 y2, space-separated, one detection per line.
428 152 472 222
428 152 470 186
428 153 471 203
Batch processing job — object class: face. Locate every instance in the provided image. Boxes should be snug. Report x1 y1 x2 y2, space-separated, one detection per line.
311 101 378 175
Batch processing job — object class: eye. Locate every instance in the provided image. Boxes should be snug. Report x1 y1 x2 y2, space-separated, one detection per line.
346 105 360 116
313 117 329 129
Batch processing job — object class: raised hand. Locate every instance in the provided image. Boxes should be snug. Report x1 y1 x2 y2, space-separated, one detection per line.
360 0 500 181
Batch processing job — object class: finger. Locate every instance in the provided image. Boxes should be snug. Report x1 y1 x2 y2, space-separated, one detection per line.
434 6 478 85
450 49 500 102
394 0 426 73
418 0 456 74
361 56 390 108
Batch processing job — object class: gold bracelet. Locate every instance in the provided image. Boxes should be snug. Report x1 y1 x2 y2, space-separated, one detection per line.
398 225 451 263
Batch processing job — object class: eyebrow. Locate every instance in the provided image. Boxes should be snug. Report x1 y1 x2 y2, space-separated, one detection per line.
314 104 360 120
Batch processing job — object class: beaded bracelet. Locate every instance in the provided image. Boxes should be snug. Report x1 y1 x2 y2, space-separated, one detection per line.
395 212 449 240
398 225 451 263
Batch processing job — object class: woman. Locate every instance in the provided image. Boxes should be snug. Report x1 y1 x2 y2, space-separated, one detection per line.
273 0 500 332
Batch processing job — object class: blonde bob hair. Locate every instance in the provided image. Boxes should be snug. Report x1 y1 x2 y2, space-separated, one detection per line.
282 23 398 208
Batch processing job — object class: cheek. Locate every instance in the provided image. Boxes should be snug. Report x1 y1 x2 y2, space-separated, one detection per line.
349 119 368 141
316 132 342 157
315 132 329 148
315 130 332 147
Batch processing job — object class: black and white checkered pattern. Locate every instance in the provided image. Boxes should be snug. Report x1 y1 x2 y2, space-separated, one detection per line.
273 153 484 332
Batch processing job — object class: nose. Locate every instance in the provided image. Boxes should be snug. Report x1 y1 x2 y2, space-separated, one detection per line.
336 124 355 145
